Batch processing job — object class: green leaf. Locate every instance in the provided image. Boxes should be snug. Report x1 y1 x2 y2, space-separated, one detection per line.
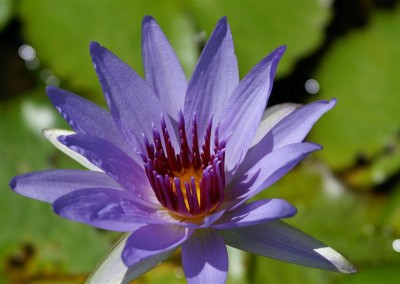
17 0 198 96
188 0 331 77
309 8 400 170
341 144 400 190
18 0 330 98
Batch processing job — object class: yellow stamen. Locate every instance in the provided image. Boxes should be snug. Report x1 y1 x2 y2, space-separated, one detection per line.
171 167 202 211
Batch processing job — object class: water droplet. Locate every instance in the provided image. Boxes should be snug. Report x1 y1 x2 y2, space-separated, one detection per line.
18 44 36 61
392 239 400 252
305 79 320 94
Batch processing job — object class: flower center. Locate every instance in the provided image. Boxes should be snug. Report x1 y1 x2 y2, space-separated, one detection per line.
141 112 226 221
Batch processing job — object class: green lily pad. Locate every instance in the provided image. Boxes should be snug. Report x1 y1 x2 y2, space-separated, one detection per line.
0 0 13 31
341 143 400 190
188 0 331 77
17 0 198 97
309 8 400 170
18 0 330 97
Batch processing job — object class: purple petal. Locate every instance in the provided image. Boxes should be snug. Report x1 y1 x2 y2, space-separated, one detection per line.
221 220 357 273
212 199 296 229
184 17 239 142
251 103 300 148
267 99 336 149
10 169 124 203
46 86 135 159
225 142 321 210
53 188 175 231
181 230 228 284
43 129 102 172
142 16 187 121
90 42 178 153
88 233 175 283
122 224 191 266
58 133 156 203
246 99 336 167
219 46 286 172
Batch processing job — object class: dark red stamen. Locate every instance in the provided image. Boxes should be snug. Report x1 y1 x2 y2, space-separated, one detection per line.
142 112 226 219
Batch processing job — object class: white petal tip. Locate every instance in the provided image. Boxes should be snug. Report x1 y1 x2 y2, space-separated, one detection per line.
42 128 74 138
329 97 338 106
314 247 357 274
43 128 103 172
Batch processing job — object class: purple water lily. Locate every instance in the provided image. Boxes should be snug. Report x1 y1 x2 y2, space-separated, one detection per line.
10 16 356 283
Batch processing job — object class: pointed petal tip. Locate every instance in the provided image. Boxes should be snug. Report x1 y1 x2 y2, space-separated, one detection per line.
45 86 59 102
321 98 337 112
90 41 100 50
339 263 358 274
9 176 16 191
89 41 104 58
46 86 70 105
314 143 323 151
218 16 228 24
319 97 337 108
314 247 357 274
142 15 155 25
279 45 287 52
303 142 323 154
89 41 109 69
42 128 51 137
214 16 228 31
42 128 71 143
287 201 298 217
273 45 287 59
348 265 358 274
45 85 58 95
301 142 323 152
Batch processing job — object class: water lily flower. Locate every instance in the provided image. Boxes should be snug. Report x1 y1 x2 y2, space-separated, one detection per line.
10 16 356 283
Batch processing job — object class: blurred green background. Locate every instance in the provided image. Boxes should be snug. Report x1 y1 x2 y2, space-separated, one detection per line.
1 0 400 283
